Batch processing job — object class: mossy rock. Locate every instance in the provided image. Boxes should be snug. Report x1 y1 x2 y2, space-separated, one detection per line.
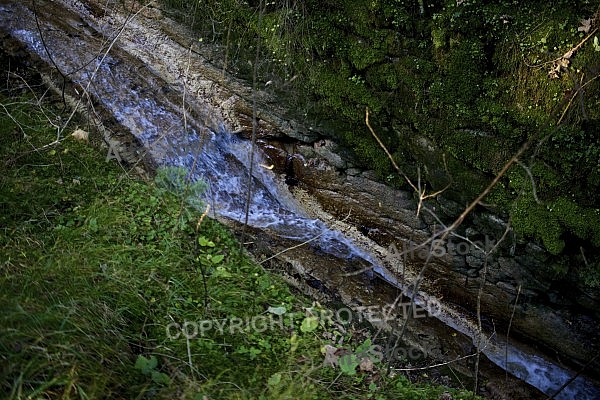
161 0 600 271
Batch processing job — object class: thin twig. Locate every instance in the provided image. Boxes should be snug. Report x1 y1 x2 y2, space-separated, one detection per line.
243 0 264 229
557 71 600 125
390 351 480 372
505 284 521 383
547 353 600 399
33 0 67 109
515 159 541 204
367 108 538 376
366 107 450 217
259 211 352 264
473 220 512 393
525 28 598 70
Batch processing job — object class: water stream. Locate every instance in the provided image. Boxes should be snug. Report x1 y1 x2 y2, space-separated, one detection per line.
1 2 598 398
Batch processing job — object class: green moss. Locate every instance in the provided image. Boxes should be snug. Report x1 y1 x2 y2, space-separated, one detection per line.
511 194 565 255
485 179 513 209
545 124 600 192
510 188 600 255
551 197 600 246
579 259 600 288
366 63 400 91
347 37 383 71
440 129 512 174
431 27 446 50
160 0 600 267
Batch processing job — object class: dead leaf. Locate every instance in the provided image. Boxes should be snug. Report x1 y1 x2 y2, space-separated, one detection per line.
359 357 375 372
559 58 570 69
71 128 89 143
322 345 339 367
548 58 570 79
579 18 592 33
549 63 561 79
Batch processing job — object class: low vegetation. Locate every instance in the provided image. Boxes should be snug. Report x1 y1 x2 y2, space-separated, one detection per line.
0 65 478 398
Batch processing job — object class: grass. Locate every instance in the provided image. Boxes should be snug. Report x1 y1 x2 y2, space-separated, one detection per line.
0 72 478 399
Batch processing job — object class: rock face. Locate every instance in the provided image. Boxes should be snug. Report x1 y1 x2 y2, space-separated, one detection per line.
264 118 600 382
292 139 600 377
1 0 598 390
245 76 600 389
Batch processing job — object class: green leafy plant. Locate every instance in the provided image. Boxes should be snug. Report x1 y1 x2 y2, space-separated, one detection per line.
197 235 228 277
338 352 361 376
135 355 171 386
300 315 320 333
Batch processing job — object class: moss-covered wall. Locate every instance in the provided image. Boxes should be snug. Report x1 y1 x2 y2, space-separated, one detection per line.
161 0 600 283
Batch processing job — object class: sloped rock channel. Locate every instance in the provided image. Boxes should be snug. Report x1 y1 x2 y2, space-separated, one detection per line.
1 0 598 398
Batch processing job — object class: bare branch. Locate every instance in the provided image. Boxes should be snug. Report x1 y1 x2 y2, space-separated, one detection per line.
515 159 541 204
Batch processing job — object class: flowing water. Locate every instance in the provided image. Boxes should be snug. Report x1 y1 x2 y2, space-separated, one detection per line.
1 1 598 398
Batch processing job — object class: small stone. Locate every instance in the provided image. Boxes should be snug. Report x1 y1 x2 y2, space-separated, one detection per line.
496 281 517 295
